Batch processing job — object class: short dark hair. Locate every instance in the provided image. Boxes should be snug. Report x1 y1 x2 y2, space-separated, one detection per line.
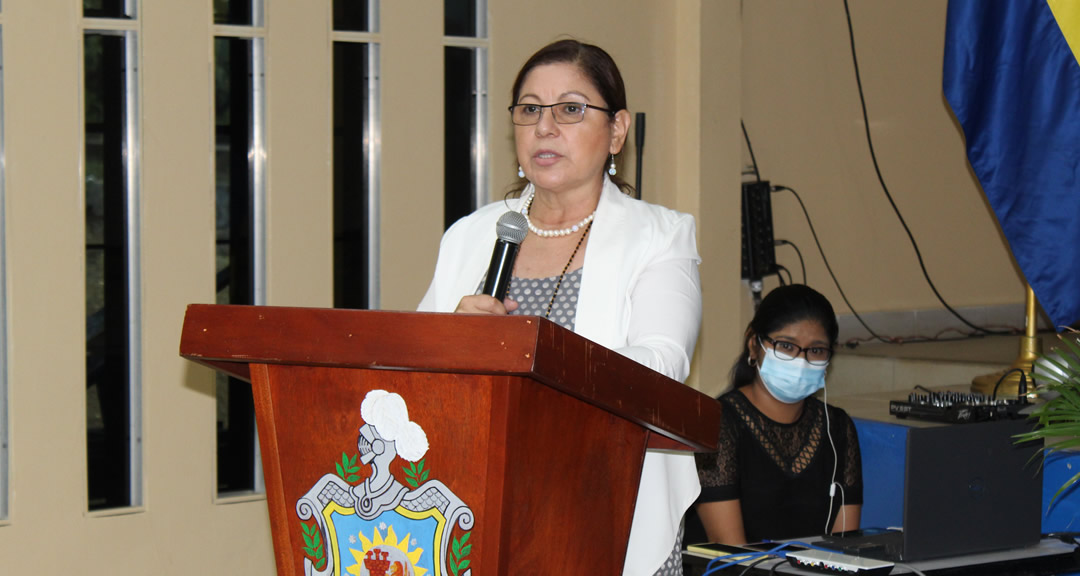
729 284 839 390
511 39 627 113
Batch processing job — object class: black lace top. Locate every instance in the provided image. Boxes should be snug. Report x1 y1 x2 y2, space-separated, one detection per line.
694 388 863 543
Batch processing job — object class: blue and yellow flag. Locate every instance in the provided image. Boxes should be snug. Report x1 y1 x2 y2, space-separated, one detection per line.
944 0 1080 330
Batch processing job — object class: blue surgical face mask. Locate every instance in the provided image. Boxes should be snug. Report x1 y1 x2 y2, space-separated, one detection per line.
756 339 828 404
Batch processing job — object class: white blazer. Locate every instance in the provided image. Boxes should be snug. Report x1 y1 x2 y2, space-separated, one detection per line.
419 176 703 575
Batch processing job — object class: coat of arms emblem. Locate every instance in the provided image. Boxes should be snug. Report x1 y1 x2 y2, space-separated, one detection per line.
296 390 474 576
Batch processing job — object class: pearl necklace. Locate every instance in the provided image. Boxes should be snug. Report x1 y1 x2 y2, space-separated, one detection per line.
519 188 597 238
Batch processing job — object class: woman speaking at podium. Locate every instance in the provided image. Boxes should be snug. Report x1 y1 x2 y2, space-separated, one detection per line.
694 285 862 545
419 40 702 576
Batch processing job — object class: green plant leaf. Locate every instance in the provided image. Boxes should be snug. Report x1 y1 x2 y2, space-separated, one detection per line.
460 543 472 556
1056 335 1080 361
459 559 471 571
1048 469 1080 507
1036 423 1080 439
1043 440 1080 456
1041 356 1073 382
1055 385 1080 408
453 536 461 556
1050 359 1080 384
1020 336 1080 501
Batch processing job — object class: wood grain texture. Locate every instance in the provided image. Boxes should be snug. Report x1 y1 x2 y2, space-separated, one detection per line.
258 365 644 575
178 304 724 575
264 366 502 575
180 304 721 450
250 363 294 576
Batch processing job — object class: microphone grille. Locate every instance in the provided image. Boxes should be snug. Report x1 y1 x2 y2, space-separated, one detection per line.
496 211 529 244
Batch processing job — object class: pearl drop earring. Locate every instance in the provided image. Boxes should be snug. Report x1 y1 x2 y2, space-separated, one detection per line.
608 154 617 176
518 165 525 179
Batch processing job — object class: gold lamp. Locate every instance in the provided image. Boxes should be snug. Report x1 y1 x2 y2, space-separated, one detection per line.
971 284 1040 397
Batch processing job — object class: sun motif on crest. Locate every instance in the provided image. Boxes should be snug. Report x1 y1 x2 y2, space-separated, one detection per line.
346 524 428 576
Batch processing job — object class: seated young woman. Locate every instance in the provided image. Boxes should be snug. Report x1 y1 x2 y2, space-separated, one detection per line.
694 284 862 545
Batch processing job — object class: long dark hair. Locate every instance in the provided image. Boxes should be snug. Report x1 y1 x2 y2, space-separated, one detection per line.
729 284 839 389
507 39 634 196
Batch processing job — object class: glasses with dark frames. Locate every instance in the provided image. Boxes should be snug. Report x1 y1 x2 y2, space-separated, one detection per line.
760 335 833 366
508 102 615 126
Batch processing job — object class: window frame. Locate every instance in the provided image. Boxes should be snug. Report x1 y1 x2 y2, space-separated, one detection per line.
81 13 144 513
443 0 489 223
331 1 380 309
212 3 267 500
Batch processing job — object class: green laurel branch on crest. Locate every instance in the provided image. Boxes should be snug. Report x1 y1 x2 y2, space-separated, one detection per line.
449 531 472 576
335 452 361 483
301 522 327 570
402 458 430 489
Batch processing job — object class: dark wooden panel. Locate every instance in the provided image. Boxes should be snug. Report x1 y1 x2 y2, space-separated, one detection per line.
250 364 293 576
180 304 537 375
503 376 646 573
179 304 724 575
180 304 721 450
255 363 646 574
261 365 507 575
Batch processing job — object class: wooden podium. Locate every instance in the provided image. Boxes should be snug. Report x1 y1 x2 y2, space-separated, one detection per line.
180 304 721 576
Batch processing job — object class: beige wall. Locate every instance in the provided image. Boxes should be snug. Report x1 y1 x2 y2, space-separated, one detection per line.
380 1 444 312
0 1 741 574
739 1 1022 326
0 0 1017 573
695 1 745 397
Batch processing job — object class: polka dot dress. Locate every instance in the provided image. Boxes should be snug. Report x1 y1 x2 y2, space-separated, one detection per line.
507 268 582 330
653 522 684 576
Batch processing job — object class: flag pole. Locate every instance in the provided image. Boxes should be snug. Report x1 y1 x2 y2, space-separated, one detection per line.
971 284 1040 397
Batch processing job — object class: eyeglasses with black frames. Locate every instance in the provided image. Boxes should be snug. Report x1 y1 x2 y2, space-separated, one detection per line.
760 335 833 366
508 102 615 126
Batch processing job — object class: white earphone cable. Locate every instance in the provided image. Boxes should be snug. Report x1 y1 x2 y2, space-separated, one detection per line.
823 380 845 534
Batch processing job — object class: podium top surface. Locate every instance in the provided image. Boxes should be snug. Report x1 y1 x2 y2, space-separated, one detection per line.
180 304 721 451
